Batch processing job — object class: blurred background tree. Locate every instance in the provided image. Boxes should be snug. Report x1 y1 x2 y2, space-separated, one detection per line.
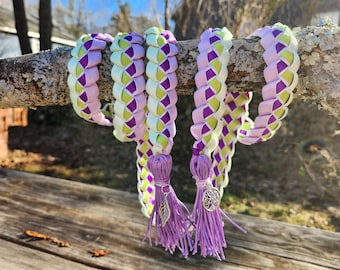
105 0 160 34
12 0 32 54
172 0 339 39
53 0 89 38
39 0 52 50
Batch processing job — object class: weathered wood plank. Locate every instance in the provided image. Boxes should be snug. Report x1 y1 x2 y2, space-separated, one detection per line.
0 168 339 270
0 238 97 270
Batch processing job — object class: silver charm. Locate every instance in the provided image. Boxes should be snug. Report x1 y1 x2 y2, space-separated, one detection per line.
202 187 220 211
159 193 170 227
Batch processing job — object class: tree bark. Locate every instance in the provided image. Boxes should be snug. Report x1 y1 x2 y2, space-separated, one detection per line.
164 0 170 30
39 0 53 50
12 0 32 54
0 26 339 118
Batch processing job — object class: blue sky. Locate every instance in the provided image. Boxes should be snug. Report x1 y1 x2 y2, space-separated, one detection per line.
51 0 164 16
50 0 168 27
22 0 179 30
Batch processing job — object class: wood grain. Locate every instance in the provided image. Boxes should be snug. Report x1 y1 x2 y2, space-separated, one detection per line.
0 168 339 270
0 238 96 270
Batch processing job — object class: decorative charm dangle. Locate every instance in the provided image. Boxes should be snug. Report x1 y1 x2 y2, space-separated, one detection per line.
143 26 191 258
238 22 300 145
68 33 114 126
202 186 220 212
159 190 170 227
190 27 246 261
109 31 155 218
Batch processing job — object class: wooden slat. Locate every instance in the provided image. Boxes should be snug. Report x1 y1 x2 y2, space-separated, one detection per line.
0 238 97 270
0 168 339 270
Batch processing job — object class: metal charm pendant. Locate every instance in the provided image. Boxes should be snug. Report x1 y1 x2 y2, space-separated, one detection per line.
202 187 220 211
159 194 170 227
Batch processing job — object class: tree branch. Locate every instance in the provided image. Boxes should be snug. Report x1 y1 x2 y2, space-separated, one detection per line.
0 26 339 118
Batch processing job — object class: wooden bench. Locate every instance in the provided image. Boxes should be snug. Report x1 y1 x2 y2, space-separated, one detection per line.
0 168 339 270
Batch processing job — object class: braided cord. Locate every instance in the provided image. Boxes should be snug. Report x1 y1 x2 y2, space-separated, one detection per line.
238 23 300 145
144 27 192 257
68 33 114 126
212 92 252 191
110 32 146 141
110 32 155 217
145 26 179 155
189 28 248 260
136 134 155 217
191 27 232 157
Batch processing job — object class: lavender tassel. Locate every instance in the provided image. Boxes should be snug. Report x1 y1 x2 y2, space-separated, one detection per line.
144 154 191 257
190 154 246 260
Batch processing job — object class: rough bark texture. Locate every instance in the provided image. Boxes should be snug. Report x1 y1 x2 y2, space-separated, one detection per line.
0 26 339 118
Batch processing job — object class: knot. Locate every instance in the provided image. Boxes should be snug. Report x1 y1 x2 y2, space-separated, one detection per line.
194 176 211 188
190 154 212 181
147 154 172 186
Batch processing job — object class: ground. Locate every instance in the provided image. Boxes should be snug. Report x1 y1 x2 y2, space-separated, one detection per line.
1 98 339 232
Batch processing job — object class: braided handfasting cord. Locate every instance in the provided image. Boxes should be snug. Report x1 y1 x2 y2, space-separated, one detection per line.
191 28 232 156
68 33 114 126
211 92 252 192
144 26 191 257
145 28 178 156
238 22 300 145
109 32 155 218
136 134 155 217
190 27 246 261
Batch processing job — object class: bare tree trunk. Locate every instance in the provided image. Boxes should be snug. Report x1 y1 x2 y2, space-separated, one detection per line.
0 26 339 118
12 0 32 54
164 0 170 30
39 0 53 50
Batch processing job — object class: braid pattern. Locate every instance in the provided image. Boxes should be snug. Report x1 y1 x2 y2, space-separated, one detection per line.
144 27 192 257
136 134 155 217
110 32 155 217
145 27 179 155
110 32 146 141
191 28 231 156
238 23 300 145
68 33 113 126
189 27 246 260
212 92 252 191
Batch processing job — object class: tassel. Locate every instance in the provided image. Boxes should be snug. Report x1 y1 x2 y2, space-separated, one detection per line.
144 154 191 258
190 154 246 260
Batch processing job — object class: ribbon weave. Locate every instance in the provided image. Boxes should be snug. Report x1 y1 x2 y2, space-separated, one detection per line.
212 92 252 192
68 33 114 126
143 26 191 257
110 32 155 217
190 27 246 261
239 23 300 145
